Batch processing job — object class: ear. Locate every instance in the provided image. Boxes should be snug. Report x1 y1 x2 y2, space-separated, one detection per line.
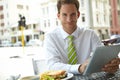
77 11 80 18
57 13 60 19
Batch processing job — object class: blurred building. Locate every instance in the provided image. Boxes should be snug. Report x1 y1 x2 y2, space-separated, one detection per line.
0 0 42 43
39 0 111 40
109 0 120 35
79 0 111 40
39 0 59 32
91 0 111 40
0 0 113 44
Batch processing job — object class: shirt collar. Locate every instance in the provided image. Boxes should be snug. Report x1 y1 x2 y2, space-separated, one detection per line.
60 26 80 40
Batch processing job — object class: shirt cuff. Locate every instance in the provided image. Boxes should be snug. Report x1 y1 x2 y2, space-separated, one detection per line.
69 64 81 74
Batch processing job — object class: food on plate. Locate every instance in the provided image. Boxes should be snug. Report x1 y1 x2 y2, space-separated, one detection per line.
40 70 67 80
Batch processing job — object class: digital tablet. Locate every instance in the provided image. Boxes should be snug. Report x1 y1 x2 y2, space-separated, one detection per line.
83 44 120 75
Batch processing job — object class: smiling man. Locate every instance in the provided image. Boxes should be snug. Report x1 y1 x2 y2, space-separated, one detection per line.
44 0 120 74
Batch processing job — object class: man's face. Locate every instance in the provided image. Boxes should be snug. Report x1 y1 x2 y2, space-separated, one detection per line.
57 4 80 34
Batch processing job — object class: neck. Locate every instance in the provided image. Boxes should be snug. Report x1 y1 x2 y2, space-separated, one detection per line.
64 27 77 35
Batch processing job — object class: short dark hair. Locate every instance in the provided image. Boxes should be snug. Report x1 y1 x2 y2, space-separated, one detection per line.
57 0 80 13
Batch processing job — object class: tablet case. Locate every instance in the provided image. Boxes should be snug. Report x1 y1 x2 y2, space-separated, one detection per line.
83 44 120 75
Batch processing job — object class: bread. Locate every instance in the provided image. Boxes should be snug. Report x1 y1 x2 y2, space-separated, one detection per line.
40 70 67 80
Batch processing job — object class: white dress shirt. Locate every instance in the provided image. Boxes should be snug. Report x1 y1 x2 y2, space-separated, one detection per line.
44 26 103 74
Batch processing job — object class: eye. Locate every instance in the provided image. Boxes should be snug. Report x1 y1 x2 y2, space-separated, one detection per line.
71 13 76 17
62 13 67 17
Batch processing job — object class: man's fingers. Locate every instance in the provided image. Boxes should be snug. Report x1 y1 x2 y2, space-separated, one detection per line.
104 63 119 68
102 66 119 72
111 58 120 64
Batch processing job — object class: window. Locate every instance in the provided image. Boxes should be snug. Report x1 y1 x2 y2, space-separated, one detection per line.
46 6 49 14
11 27 16 32
26 6 29 10
25 25 29 29
96 0 98 8
0 6 3 10
0 14 4 19
7 13 9 18
34 34 39 39
42 8 45 15
1 23 4 26
44 20 46 27
96 14 99 24
118 11 120 25
118 0 120 25
17 4 23 9
48 19 50 27
109 14 112 26
117 0 120 10
104 14 106 23
33 24 36 29
80 0 84 7
18 36 22 41
27 24 32 29
81 14 85 22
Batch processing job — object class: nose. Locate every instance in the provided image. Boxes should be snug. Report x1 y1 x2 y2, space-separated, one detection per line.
66 16 72 22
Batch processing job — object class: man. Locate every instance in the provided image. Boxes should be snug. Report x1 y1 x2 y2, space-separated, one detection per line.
44 0 120 74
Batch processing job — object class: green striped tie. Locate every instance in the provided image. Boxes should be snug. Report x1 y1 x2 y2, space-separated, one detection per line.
68 35 78 64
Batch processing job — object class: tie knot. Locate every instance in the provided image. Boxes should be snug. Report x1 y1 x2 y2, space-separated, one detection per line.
68 35 74 40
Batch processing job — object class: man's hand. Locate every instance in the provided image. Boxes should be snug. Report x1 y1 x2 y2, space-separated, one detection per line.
102 58 120 73
78 59 89 73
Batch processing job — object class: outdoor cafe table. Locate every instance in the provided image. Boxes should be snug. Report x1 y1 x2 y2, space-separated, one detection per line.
20 69 120 80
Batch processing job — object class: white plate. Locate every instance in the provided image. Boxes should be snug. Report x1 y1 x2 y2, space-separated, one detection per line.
19 75 39 80
62 73 74 80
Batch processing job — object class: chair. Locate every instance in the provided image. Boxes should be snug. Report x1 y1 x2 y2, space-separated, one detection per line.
32 58 48 75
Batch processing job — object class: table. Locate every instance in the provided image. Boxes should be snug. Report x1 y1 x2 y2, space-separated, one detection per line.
19 69 120 80
72 69 120 80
